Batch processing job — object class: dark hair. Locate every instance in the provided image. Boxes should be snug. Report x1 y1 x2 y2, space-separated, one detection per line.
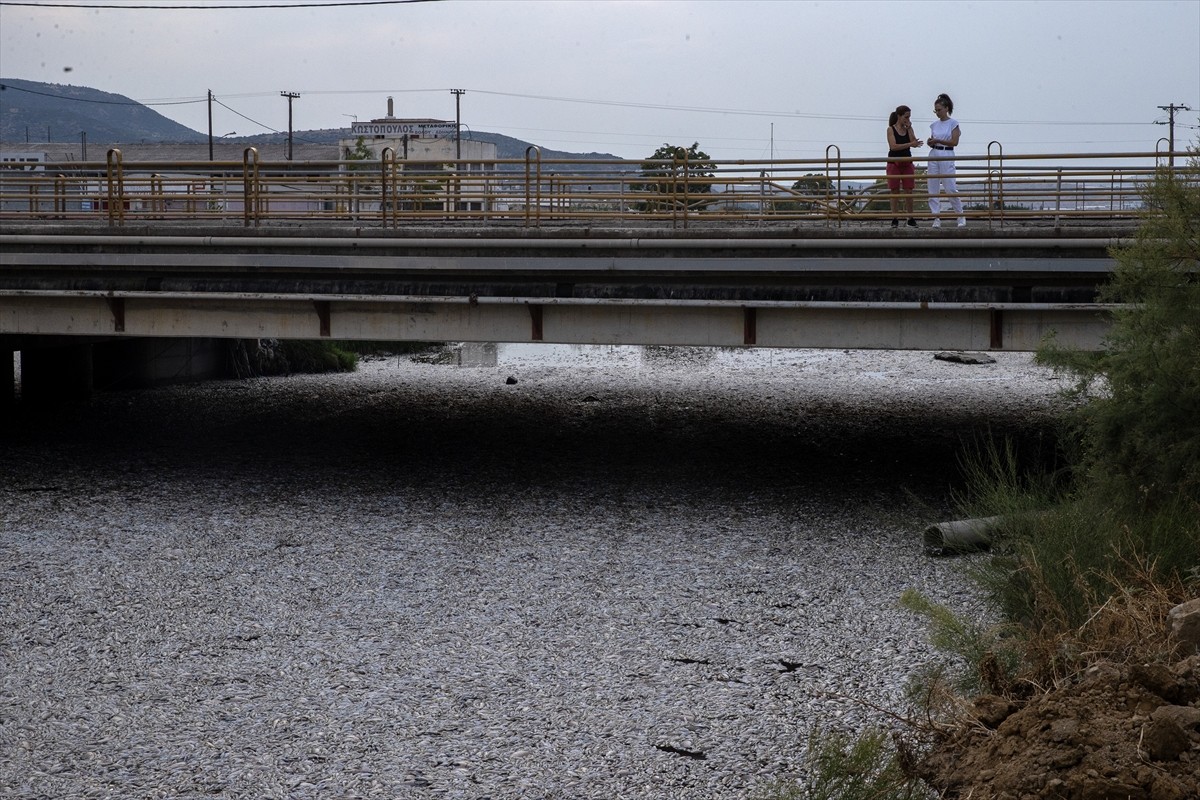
888 105 911 126
935 93 954 114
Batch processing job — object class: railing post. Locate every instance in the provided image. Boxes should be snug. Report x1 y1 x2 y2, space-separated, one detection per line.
149 173 165 218
824 145 841 227
242 147 260 228
54 174 68 218
680 150 689 230
1155 137 1172 172
1055 168 1063 229
524 145 541 228
381 147 395 229
987 141 1004 228
105 148 124 226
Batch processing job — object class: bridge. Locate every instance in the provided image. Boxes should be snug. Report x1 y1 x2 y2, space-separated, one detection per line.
3 146 1170 401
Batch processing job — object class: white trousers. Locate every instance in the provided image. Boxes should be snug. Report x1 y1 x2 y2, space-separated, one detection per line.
927 156 963 217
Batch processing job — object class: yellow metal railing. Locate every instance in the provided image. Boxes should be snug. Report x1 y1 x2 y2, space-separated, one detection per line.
0 147 1187 229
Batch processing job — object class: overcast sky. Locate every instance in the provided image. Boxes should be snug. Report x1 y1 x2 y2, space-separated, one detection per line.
2 0 1198 162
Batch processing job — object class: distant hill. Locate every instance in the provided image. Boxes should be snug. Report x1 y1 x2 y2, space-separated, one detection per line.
242 128 627 172
0 78 206 143
0 78 626 169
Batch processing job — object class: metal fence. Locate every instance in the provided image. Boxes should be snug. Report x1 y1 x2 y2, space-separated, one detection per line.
0 143 1185 229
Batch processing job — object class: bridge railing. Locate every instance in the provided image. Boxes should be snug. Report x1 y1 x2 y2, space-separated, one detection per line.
0 146 1184 229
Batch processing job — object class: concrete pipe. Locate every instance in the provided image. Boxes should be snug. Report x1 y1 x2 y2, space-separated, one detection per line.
923 515 1005 556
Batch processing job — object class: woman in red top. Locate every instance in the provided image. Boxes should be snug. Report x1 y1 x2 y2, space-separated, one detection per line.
886 105 924 228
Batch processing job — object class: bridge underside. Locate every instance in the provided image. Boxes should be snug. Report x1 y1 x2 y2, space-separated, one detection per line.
2 293 1109 352
1 226 1121 355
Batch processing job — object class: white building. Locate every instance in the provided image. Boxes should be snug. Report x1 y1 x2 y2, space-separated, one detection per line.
338 97 496 163
336 98 499 213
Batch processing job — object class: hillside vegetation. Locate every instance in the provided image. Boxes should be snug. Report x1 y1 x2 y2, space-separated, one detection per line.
0 78 204 143
0 78 621 165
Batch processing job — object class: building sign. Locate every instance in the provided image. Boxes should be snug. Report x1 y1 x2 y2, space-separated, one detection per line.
351 121 456 138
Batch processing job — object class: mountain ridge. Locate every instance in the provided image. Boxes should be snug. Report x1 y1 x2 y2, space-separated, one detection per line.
0 78 623 163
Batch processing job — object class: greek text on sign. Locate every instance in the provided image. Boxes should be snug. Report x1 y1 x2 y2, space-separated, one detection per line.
352 121 456 138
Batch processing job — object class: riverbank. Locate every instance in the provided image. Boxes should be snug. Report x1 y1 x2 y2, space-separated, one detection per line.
0 346 1071 799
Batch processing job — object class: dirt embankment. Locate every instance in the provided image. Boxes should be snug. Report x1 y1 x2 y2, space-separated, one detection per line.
919 656 1200 799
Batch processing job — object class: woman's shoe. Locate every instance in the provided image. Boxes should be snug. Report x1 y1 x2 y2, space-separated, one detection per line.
906 218 917 227
891 219 899 228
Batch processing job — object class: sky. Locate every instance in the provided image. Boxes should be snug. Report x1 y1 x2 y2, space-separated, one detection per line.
1 0 1198 162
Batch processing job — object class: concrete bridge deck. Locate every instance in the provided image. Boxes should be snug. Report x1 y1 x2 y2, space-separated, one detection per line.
2 223 1126 354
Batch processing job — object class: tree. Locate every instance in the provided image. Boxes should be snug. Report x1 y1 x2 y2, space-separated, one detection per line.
631 142 716 212
341 135 378 212
792 173 832 198
770 173 831 213
1039 147 1200 507
343 135 374 165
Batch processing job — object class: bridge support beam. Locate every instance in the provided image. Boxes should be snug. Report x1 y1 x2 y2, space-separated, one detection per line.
0 293 1113 353
743 307 757 346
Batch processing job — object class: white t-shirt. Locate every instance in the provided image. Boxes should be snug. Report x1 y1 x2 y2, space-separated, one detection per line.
929 116 960 150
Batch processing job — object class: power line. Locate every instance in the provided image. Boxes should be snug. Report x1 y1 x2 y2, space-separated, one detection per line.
5 79 1184 154
0 82 204 107
2 82 1171 130
143 84 1176 128
0 82 327 145
0 1 434 8
212 96 278 134
467 89 1155 128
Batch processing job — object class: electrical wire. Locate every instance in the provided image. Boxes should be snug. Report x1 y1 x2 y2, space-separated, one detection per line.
1 82 1177 130
468 89 1158 128
3 79 1186 154
211 97 277 134
0 82 205 108
0 1 434 9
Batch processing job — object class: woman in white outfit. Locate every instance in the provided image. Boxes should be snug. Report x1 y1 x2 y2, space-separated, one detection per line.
927 93 965 228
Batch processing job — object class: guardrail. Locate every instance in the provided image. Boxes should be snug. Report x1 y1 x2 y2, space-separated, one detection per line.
0 144 1184 229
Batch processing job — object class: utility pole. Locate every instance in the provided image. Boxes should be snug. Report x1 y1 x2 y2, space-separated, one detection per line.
451 89 465 160
281 91 300 161
1157 103 1191 167
208 89 214 161
770 122 775 178
450 89 465 214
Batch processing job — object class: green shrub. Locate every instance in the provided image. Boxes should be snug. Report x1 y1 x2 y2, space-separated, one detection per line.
278 340 357 373
899 588 1024 696
226 339 358 377
335 340 441 356
754 727 929 800
1040 149 1200 509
